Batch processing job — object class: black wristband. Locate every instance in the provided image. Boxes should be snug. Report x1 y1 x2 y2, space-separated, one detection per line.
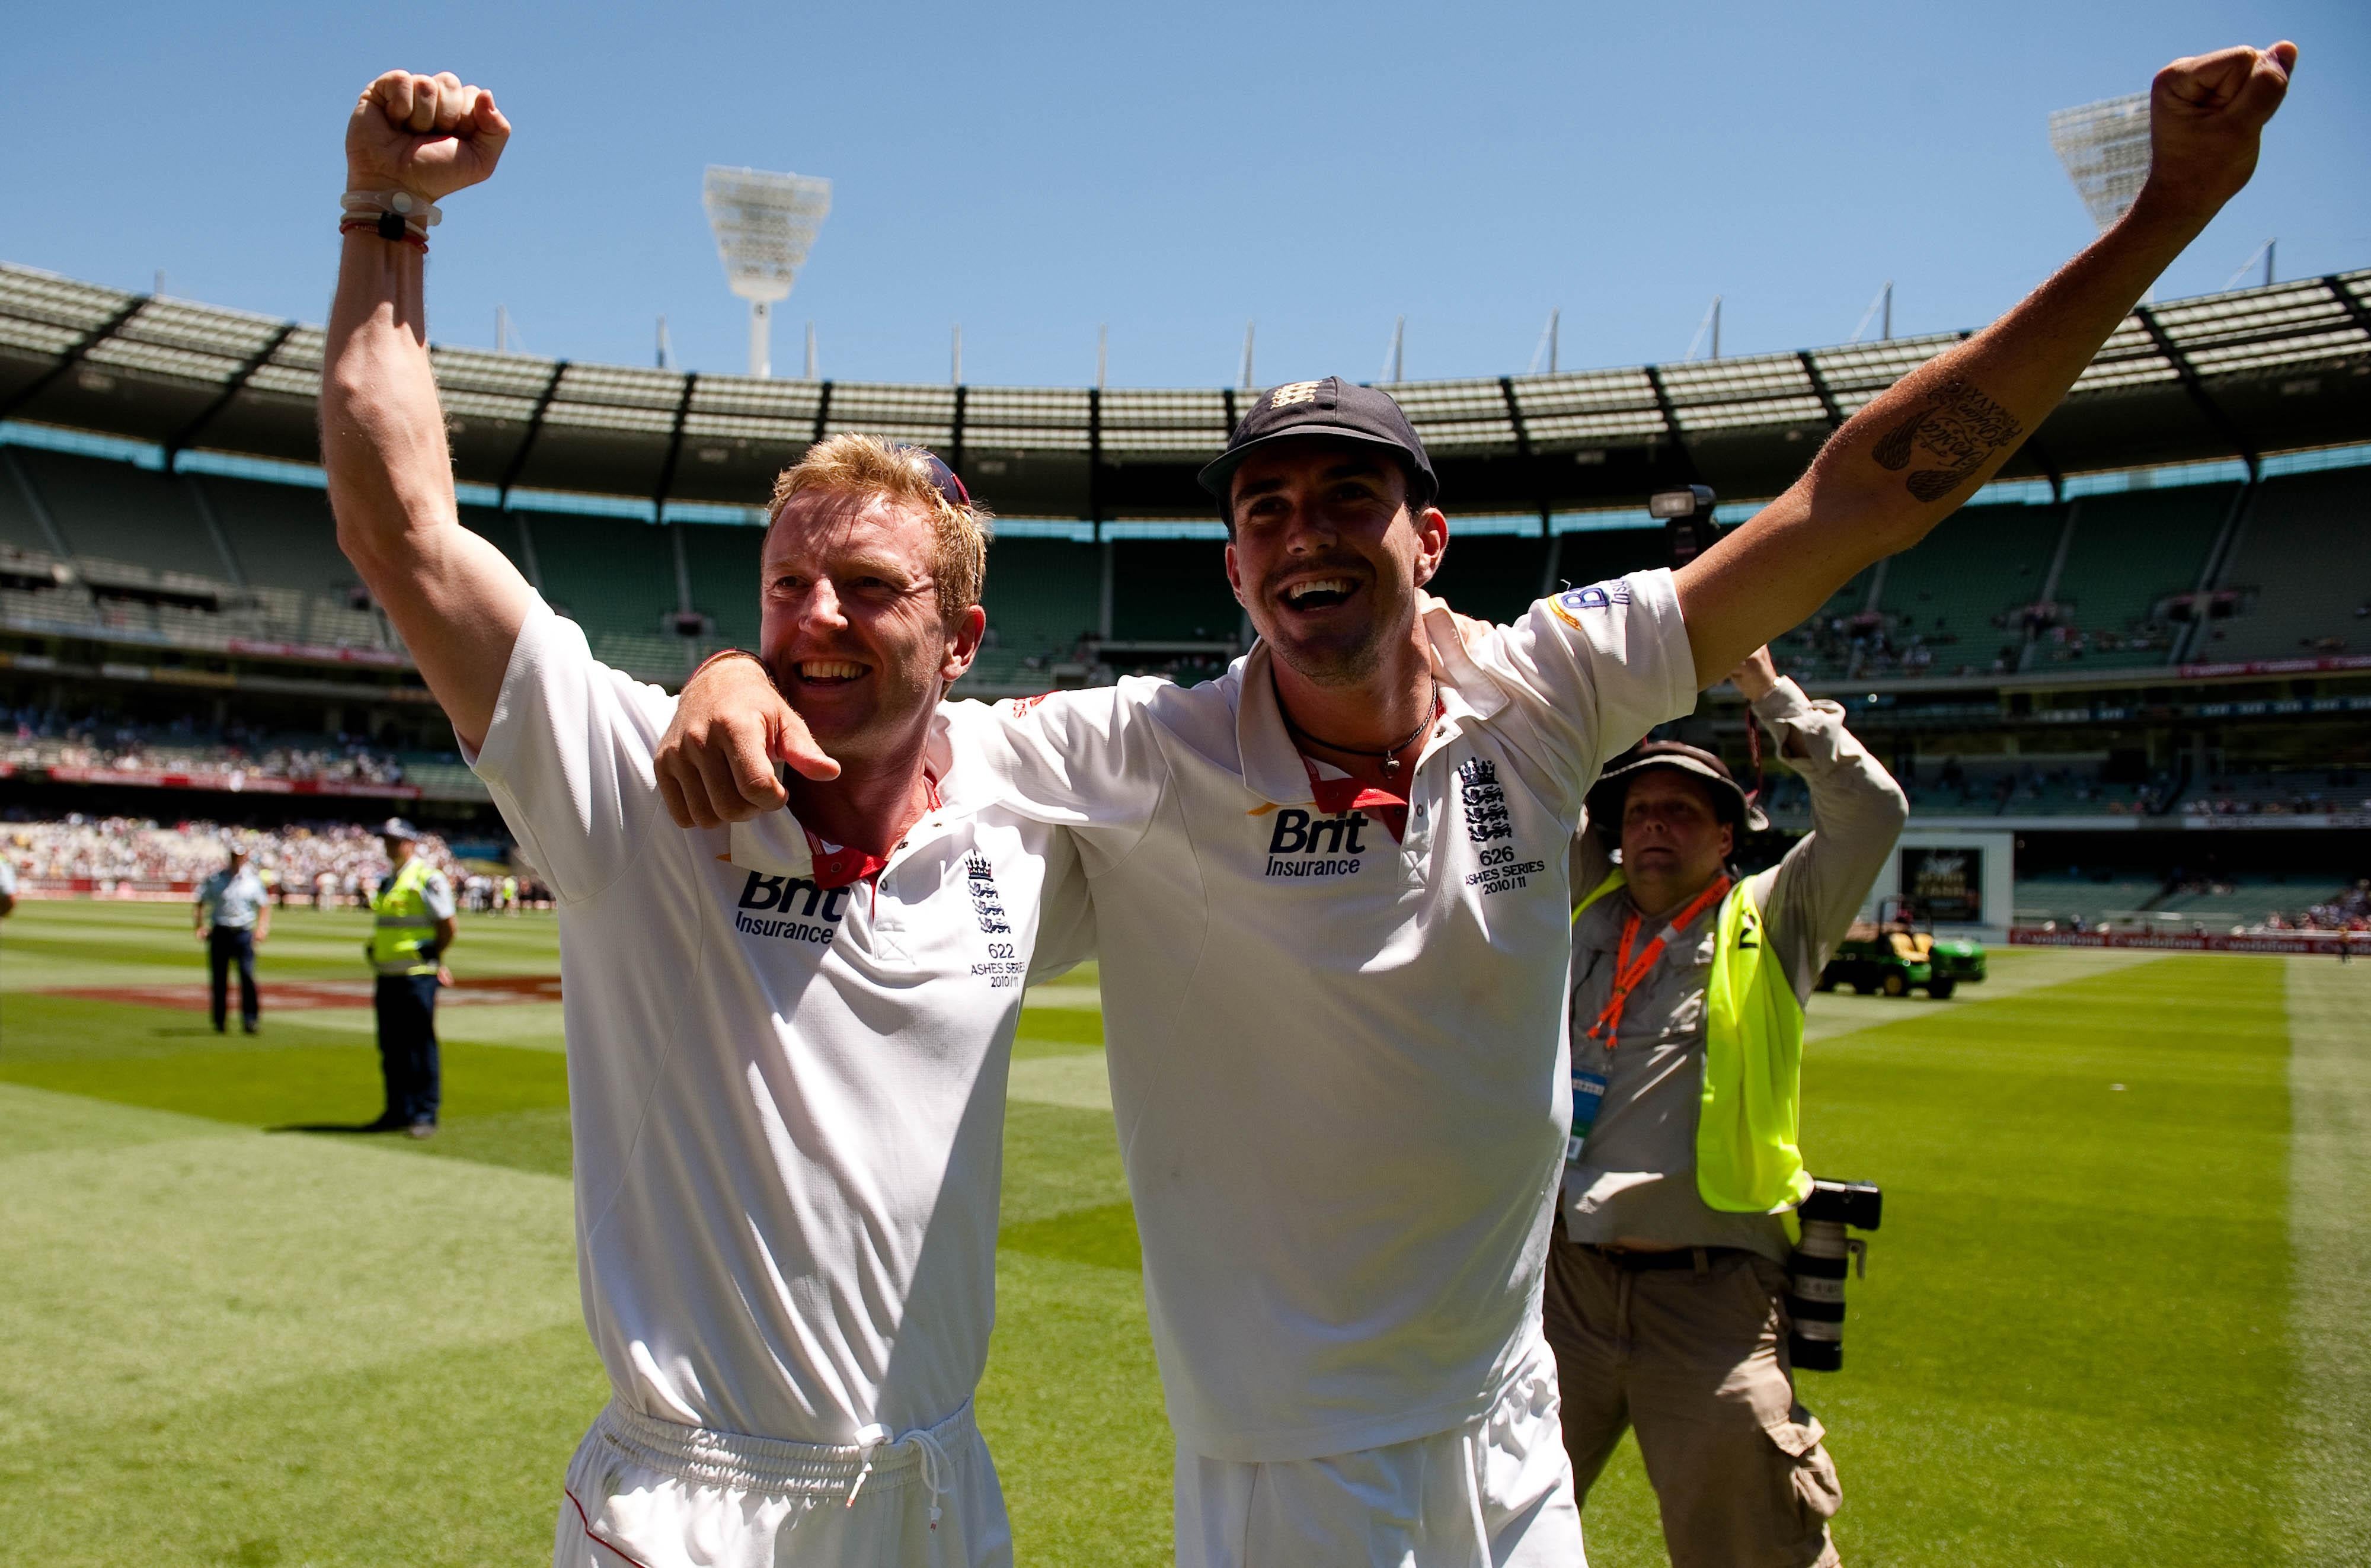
376 210 408 241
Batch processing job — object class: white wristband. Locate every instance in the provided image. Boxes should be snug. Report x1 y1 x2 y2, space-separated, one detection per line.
340 190 443 228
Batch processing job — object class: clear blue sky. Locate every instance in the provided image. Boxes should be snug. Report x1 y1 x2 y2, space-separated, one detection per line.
8 1 2364 389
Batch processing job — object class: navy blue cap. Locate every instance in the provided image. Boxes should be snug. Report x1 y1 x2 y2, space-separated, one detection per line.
1198 377 1438 510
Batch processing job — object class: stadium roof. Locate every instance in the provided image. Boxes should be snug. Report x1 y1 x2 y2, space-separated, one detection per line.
2 261 2367 520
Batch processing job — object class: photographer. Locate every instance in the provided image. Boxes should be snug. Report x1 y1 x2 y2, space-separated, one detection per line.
1545 648 1907 1567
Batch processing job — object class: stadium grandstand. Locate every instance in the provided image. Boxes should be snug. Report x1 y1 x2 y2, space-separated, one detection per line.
1 258 2367 933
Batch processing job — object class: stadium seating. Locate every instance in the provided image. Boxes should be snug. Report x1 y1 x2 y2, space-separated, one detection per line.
1554 527 1670 591
199 473 352 598
2183 767 2371 817
459 504 538 581
2031 485 2232 670
524 513 687 679
979 536 1101 664
2009 872 2173 925
1874 501 2068 677
2196 469 2371 661
2148 876 2351 928
1430 535 1550 625
11 448 226 580
1108 539 1239 643
1774 569 1881 681
1 431 2365 703
680 523 765 650
0 454 57 554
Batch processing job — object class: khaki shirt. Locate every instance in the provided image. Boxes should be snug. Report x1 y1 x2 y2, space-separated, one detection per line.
1561 677 1908 1260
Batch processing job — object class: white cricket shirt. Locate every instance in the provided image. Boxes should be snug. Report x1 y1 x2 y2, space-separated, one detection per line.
970 569 1696 1461
469 606 1090 1442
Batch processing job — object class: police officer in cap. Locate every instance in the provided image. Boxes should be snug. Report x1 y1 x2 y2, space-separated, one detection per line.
365 817 457 1137
1545 647 1908 1568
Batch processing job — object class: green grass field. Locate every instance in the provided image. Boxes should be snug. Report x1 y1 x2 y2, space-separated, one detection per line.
1 900 2364 1566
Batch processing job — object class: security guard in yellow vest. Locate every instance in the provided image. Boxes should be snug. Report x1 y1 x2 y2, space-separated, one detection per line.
1545 648 1907 1568
365 818 458 1138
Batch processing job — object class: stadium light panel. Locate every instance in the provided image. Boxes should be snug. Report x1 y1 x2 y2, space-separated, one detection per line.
702 165 833 379
2049 92 2152 232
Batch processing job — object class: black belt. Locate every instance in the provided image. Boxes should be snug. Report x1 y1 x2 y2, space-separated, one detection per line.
1576 1243 1753 1271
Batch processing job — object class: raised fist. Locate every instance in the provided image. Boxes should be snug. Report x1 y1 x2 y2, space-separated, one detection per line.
346 70 511 203
1726 646 1778 702
2143 42 2296 216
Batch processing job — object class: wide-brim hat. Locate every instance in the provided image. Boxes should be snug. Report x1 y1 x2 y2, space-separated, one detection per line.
1586 740 1768 839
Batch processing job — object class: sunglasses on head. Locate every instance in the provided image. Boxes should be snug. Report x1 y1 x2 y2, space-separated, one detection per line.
894 446 972 510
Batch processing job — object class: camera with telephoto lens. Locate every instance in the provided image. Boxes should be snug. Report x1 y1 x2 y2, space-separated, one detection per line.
1787 1177 1882 1372
1650 484 1721 568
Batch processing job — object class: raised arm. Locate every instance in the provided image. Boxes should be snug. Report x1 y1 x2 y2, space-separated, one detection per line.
1676 41 2297 683
323 69 532 751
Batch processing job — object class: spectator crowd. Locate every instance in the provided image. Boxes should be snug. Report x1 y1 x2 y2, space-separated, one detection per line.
0 814 544 907
2 705 408 787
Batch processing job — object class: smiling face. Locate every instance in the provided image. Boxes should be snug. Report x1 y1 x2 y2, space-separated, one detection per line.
1618 769 1734 899
1222 438 1447 688
759 488 985 772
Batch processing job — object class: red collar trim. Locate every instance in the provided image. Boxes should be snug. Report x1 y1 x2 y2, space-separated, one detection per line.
1298 754 1410 817
798 769 940 891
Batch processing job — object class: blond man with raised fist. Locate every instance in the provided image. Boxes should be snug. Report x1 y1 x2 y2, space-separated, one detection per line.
325 69 1097 1568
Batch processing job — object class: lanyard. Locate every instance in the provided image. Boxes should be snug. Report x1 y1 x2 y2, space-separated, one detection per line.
1584 875 1731 1052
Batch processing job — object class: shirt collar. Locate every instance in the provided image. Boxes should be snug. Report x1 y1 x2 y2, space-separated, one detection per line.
724 705 964 879
1234 628 1507 807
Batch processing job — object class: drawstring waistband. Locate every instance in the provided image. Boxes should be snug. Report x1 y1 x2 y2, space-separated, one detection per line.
846 1417 956 1528
1459 1424 1492 1564
593 1398 970 1523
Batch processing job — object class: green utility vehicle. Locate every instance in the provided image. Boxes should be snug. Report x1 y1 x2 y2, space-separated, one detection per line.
1817 898 1989 999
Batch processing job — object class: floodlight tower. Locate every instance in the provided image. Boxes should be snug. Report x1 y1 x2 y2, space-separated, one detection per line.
2048 92 2151 232
702 165 833 378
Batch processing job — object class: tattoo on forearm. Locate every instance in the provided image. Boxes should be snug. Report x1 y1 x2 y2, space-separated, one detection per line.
1870 375 2024 503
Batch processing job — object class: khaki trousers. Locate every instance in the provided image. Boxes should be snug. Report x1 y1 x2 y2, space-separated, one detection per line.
1542 1229 1842 1568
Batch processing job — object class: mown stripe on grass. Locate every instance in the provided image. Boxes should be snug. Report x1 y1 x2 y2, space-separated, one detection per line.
0 1317 606 1568
980 1250 1169 1567
0 1102 579 1449
2284 955 2371 1563
1001 1200 1142 1271
1800 954 2293 1567
1009 1048 1113 1110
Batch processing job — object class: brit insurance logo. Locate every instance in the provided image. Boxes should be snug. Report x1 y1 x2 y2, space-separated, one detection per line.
1458 758 1545 894
1548 578 1632 630
732 870 848 947
966 853 1025 988
1261 807 1370 881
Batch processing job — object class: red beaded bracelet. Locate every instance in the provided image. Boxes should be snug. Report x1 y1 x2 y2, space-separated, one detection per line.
339 217 428 254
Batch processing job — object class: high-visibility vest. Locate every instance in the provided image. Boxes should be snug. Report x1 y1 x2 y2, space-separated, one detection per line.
1574 869 1813 1214
369 857 442 977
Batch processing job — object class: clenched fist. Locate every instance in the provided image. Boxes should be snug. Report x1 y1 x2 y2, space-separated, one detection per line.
347 69 511 203
2143 42 2296 217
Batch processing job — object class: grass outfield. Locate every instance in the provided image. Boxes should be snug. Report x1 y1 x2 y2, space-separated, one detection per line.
1 900 2364 1565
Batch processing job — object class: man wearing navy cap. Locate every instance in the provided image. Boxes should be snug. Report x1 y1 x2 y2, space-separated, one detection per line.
365 816 456 1137
662 38 2294 1564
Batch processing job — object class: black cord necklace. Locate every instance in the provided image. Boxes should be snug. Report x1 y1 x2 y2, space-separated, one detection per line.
1276 674 1440 779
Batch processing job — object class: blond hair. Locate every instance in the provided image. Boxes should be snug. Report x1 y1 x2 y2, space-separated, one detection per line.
764 435 992 622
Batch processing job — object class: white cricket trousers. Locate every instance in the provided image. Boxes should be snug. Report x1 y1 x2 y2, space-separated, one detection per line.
554 1399 1010 1568
1174 1337 1586 1568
